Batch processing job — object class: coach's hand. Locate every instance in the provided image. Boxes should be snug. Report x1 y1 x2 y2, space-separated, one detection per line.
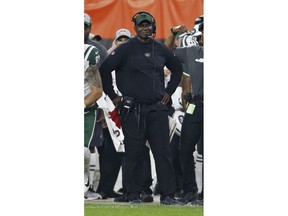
161 93 170 105
112 96 122 108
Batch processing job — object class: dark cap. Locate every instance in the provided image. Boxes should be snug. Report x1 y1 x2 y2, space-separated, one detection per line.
89 33 102 41
135 13 153 26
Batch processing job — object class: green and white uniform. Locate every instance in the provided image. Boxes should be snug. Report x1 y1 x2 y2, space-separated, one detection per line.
84 44 100 71
84 44 100 148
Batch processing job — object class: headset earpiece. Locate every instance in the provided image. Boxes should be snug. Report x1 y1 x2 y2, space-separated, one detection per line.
152 22 156 33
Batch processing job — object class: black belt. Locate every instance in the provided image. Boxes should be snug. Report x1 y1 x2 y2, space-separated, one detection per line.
185 93 203 103
191 95 203 102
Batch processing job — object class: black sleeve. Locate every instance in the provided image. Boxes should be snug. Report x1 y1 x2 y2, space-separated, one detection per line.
163 47 183 96
99 44 128 100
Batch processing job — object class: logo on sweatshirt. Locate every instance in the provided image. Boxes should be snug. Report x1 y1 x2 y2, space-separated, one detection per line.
195 58 204 63
144 53 151 57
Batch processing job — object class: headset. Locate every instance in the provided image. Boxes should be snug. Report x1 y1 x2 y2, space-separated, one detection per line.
131 11 156 33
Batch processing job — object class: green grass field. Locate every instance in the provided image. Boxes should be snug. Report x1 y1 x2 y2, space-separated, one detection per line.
84 202 203 216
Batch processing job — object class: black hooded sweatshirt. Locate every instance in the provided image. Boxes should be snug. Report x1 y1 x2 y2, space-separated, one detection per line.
99 37 183 104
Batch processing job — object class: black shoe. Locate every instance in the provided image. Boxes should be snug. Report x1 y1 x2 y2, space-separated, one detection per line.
160 196 185 205
140 191 154 203
97 191 109 199
175 190 184 198
129 198 141 204
109 191 123 198
97 191 122 199
128 193 141 204
191 199 203 206
114 194 129 203
191 191 203 206
179 191 198 204
197 191 203 201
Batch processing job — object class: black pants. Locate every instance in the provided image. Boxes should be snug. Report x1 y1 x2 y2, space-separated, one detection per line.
121 105 176 199
197 133 204 194
96 128 123 194
121 145 152 194
141 145 153 193
170 134 183 192
180 103 203 194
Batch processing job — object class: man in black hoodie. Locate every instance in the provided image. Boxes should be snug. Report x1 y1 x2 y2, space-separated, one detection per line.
99 11 183 205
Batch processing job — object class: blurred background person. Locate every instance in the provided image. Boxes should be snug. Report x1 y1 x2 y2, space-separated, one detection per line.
165 15 204 205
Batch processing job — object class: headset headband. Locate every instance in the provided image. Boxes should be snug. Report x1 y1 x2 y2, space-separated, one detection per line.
131 11 156 33
131 11 156 24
